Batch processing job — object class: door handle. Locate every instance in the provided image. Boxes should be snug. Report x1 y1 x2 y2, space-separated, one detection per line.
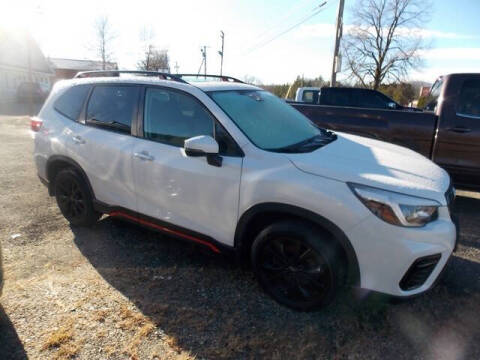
72 135 86 144
447 126 471 133
134 151 154 161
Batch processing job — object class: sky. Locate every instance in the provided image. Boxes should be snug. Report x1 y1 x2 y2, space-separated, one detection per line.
1 0 479 84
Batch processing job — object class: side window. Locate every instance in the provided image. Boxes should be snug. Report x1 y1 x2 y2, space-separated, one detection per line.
86 86 139 132
457 79 480 117
356 90 388 109
54 85 91 120
321 89 351 107
425 79 443 111
215 121 242 157
144 88 214 147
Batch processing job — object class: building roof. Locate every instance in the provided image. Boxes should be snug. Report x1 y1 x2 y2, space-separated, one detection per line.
50 58 118 71
0 27 53 74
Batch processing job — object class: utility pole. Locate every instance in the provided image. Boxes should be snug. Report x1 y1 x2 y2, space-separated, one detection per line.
330 0 345 87
218 31 224 76
174 62 179 74
198 46 208 78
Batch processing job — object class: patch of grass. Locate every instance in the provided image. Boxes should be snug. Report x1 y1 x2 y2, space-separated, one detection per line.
118 304 147 330
42 321 74 350
54 343 79 360
119 305 156 359
41 318 80 359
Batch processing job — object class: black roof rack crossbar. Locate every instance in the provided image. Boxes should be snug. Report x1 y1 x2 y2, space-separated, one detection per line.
176 74 244 83
74 70 188 83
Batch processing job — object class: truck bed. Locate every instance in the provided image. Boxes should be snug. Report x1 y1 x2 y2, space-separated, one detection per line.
289 101 437 158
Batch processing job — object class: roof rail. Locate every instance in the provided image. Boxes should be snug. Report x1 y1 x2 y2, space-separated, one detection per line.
73 70 188 83
176 74 244 83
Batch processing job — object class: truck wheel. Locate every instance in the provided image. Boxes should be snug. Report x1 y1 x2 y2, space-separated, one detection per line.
54 168 101 226
251 220 342 311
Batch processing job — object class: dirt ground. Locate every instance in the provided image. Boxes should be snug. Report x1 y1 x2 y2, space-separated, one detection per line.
0 115 479 360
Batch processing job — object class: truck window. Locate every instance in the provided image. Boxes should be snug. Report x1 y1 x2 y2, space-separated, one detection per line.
424 78 443 111
321 89 351 107
457 79 480 118
302 90 319 104
355 90 388 109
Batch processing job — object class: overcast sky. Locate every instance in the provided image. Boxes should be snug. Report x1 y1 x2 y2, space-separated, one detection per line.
1 0 479 84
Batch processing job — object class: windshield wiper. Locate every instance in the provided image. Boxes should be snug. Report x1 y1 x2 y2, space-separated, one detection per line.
86 118 130 132
268 130 337 153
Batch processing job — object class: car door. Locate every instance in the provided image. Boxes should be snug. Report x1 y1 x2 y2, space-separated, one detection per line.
434 78 480 187
67 84 140 210
132 86 243 246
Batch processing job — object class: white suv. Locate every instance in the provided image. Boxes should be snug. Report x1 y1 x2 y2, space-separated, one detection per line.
33 71 457 310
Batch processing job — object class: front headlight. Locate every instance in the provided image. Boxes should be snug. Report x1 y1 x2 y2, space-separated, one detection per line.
349 183 440 227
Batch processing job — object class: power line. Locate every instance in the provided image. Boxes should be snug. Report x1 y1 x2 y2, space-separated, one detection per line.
254 0 318 43
243 1 328 56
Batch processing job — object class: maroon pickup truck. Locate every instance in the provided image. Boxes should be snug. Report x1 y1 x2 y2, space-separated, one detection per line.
290 73 480 190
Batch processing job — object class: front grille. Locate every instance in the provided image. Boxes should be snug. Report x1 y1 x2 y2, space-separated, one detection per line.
400 254 441 291
445 183 456 211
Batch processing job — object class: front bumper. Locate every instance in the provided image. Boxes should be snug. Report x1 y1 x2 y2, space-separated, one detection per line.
345 206 456 297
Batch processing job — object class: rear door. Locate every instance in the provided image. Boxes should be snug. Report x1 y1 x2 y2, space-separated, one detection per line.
67 84 140 210
434 77 480 188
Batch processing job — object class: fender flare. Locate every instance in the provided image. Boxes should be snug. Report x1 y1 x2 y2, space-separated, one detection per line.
46 155 95 198
234 202 360 286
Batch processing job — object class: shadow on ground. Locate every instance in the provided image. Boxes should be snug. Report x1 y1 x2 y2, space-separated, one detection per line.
71 193 480 359
0 305 27 360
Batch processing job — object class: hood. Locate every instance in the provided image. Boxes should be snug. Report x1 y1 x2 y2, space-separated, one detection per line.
286 132 450 204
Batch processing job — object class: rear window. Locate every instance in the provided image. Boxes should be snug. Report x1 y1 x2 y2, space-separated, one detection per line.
54 85 91 120
457 79 480 117
301 90 319 104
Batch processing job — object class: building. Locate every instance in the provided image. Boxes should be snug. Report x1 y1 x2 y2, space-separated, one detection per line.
49 58 118 80
0 27 54 102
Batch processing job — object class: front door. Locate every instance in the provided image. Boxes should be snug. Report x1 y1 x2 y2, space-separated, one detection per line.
132 87 243 246
434 78 480 188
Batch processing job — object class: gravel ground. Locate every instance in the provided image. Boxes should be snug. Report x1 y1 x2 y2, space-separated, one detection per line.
0 116 479 360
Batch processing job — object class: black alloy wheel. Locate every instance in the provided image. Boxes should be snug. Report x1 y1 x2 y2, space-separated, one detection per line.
56 176 86 220
252 221 342 311
54 168 101 226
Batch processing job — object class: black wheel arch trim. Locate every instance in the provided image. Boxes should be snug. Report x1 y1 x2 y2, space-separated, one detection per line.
46 155 95 198
234 202 361 286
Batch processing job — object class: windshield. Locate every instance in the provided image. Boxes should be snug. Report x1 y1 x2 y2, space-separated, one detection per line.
208 90 335 152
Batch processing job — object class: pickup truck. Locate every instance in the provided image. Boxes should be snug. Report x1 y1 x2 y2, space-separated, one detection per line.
295 86 418 111
290 73 480 190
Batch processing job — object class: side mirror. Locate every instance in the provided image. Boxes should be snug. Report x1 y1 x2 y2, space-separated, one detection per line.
184 135 222 167
387 102 397 109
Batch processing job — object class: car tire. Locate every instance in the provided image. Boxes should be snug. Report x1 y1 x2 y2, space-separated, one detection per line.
54 168 101 226
251 220 343 311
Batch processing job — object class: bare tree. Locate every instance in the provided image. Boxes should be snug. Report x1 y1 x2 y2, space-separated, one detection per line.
137 46 170 72
94 16 115 70
342 0 431 90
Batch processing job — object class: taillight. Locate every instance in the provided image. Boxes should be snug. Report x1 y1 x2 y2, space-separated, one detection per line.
30 117 43 132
